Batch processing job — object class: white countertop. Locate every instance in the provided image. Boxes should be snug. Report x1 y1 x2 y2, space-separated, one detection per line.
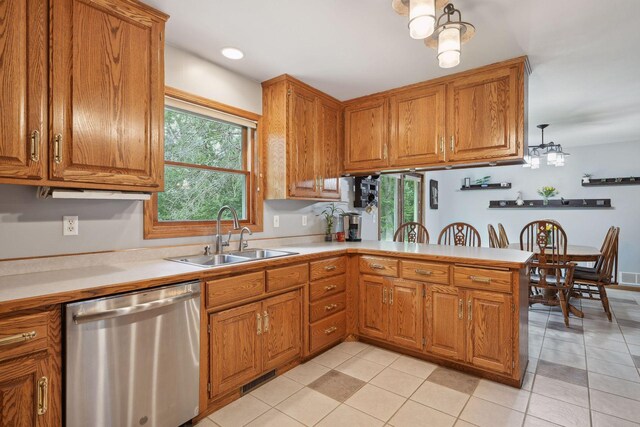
0 241 532 308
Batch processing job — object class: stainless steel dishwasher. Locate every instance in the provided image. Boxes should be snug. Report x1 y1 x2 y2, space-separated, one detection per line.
65 281 201 427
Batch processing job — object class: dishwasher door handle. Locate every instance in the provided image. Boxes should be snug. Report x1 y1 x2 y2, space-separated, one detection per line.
73 290 201 324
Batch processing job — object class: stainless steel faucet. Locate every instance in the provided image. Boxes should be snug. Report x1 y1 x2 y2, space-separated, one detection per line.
215 205 241 254
238 227 253 252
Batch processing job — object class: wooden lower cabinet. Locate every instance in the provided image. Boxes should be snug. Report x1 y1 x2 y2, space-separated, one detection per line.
465 290 513 374
425 284 465 360
209 291 302 398
359 276 424 351
0 354 50 426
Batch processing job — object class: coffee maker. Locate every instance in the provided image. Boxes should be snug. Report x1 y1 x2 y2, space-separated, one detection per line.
344 212 362 242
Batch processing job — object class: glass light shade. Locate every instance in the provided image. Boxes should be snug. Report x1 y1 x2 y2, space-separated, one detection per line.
523 153 531 167
531 156 540 169
409 0 435 39
555 153 565 166
546 151 557 165
437 26 461 68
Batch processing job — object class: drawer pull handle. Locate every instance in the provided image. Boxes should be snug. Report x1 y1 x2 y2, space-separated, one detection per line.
324 304 338 311
324 326 338 335
256 313 262 335
324 285 337 291
0 331 36 347
383 287 387 304
469 275 491 284
415 269 432 276
458 299 463 319
54 134 63 164
30 130 40 162
468 300 472 321
389 288 394 305
324 265 337 271
37 376 48 415
263 311 270 333
370 263 385 270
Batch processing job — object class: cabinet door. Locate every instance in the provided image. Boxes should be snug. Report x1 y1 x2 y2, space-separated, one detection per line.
466 290 513 374
0 0 47 180
262 291 302 371
317 97 341 200
447 65 520 161
425 285 465 360
344 98 389 171
389 85 445 167
210 302 262 397
0 354 50 426
358 275 388 340
50 0 165 189
388 279 423 350
288 84 318 197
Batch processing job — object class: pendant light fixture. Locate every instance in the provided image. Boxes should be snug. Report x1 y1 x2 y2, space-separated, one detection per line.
392 2 475 68
523 124 569 168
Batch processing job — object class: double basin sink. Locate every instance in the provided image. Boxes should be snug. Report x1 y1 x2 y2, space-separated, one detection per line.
168 248 298 268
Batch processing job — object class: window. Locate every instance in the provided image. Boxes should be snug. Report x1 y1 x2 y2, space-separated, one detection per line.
144 87 262 239
379 174 424 241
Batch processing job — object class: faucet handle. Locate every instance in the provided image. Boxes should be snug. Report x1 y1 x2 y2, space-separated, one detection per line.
204 245 211 256
222 231 232 247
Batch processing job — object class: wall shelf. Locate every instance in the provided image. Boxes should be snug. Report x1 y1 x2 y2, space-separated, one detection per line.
582 177 640 187
489 199 612 209
460 183 512 191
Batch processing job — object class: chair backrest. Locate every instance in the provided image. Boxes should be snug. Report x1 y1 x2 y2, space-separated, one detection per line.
497 223 509 247
519 220 568 264
488 224 500 248
394 222 430 244
438 222 481 247
595 226 620 282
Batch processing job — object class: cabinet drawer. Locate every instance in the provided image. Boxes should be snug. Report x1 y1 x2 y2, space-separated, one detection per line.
309 311 346 353
0 311 50 362
359 256 399 277
401 260 449 284
266 263 308 292
206 272 265 308
310 274 346 302
310 256 347 281
309 292 346 323
454 266 512 293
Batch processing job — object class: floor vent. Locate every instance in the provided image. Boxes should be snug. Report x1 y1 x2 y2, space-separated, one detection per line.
620 272 640 285
241 370 276 394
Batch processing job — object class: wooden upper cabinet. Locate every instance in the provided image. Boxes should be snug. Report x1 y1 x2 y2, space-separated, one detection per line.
425 284 465 361
344 97 389 172
288 84 318 198
447 63 524 162
387 279 423 350
50 0 167 190
317 97 342 199
262 291 302 371
358 274 388 340
0 0 47 181
389 85 446 167
262 75 341 200
465 290 513 374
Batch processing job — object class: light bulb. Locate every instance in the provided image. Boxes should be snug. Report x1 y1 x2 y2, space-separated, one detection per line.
409 0 435 39
437 26 461 68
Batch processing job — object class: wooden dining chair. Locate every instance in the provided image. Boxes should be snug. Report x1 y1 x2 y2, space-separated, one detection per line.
497 223 509 248
572 226 620 321
438 223 481 247
488 224 500 248
394 222 430 244
520 220 575 326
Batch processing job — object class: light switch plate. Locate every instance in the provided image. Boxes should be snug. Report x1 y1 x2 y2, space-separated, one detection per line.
302 215 307 226
273 215 280 228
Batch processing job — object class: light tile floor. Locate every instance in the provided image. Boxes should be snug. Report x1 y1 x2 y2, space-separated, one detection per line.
200 288 640 427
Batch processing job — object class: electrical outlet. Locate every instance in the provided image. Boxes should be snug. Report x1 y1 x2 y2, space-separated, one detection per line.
63 216 78 236
273 215 280 228
302 215 307 226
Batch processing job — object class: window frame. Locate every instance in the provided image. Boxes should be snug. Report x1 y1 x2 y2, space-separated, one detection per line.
378 173 425 241
143 86 263 239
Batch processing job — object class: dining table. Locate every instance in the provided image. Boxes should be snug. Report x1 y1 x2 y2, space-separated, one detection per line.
508 243 602 319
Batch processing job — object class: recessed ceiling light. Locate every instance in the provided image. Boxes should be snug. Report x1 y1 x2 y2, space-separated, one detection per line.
221 47 244 60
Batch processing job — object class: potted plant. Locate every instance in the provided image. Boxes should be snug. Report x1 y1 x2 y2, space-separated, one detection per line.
537 186 558 206
318 203 345 242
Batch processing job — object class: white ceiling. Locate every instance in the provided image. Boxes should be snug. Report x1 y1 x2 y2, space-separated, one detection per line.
146 0 640 148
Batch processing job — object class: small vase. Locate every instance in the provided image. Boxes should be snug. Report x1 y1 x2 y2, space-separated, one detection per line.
324 234 333 242
543 197 549 206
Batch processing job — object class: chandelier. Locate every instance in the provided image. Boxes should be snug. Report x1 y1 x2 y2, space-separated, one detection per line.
392 1 475 68
524 124 569 169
